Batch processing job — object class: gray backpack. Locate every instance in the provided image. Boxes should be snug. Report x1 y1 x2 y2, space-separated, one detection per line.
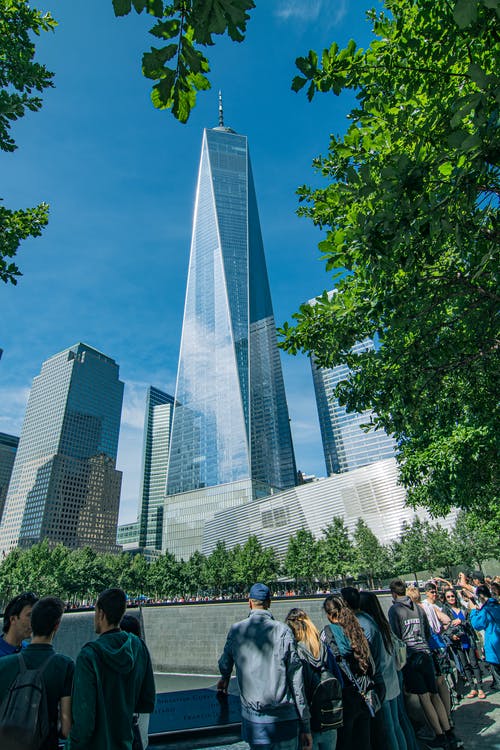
0 652 55 750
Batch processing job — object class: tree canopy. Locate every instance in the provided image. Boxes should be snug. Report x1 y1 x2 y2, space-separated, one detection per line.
279 0 499 517
0 0 55 284
112 0 255 122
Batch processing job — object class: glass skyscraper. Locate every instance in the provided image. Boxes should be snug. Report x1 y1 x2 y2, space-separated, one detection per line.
138 386 174 550
311 336 396 474
164 121 296 558
0 433 19 523
0 343 124 554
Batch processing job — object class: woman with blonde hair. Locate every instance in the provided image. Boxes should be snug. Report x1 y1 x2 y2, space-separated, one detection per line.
285 608 338 750
322 594 373 750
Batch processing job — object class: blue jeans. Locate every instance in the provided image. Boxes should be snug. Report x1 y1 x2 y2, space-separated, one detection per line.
313 728 337 749
396 672 419 750
249 737 298 750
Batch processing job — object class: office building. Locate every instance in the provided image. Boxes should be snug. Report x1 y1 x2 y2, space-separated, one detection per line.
164 112 296 559
0 433 19 522
0 343 124 554
311 337 396 474
138 386 174 550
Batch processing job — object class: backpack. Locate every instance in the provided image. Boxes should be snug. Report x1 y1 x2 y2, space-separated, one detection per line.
309 665 343 732
0 652 55 750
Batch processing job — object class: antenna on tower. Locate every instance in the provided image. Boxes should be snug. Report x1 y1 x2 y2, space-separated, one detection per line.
218 91 224 127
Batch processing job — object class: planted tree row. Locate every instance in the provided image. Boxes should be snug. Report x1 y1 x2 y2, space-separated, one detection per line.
0 509 496 606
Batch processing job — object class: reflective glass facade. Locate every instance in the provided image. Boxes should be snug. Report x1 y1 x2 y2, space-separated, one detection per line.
138 386 174 550
311 338 396 474
0 433 19 523
0 344 124 554
165 126 296 557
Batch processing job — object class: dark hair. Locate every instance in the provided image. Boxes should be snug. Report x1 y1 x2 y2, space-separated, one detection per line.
121 614 141 638
476 584 492 599
471 571 485 584
2 592 39 633
96 588 126 626
341 586 360 611
490 582 500 597
389 579 406 597
323 594 370 673
425 582 437 593
31 597 65 637
358 591 393 654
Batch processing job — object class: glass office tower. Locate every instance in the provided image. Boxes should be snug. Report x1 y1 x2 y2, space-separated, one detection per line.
0 344 124 554
311 337 396 474
165 123 296 558
0 433 19 523
138 386 174 550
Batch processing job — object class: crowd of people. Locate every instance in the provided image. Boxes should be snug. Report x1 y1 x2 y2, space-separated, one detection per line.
0 572 497 749
217 574 500 750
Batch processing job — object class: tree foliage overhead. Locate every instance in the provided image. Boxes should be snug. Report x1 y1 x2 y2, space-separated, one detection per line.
0 0 55 284
112 0 255 123
278 0 499 516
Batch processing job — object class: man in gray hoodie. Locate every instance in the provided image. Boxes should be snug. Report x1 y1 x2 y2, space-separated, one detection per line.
217 583 312 750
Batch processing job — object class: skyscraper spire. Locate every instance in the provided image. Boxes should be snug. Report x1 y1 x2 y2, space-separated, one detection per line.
218 90 224 127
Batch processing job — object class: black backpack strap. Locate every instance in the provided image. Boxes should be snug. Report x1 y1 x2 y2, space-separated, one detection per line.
38 653 57 676
17 653 27 674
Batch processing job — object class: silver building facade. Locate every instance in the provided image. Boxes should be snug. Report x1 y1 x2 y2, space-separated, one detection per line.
0 433 19 523
311 338 396 474
0 343 124 554
138 386 174 551
202 458 456 558
164 123 296 559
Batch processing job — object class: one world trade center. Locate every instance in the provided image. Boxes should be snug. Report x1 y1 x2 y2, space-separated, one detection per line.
164 107 297 558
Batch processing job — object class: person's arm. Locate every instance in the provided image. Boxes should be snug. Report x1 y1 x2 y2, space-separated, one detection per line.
366 628 386 702
284 632 311 736
434 605 451 628
217 628 234 690
388 606 402 640
469 603 488 630
59 696 72 738
67 648 97 748
135 643 156 714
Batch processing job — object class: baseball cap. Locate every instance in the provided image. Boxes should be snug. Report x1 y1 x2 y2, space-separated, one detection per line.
249 583 271 601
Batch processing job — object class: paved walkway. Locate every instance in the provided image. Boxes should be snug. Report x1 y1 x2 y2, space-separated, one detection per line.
452 688 500 749
190 689 500 750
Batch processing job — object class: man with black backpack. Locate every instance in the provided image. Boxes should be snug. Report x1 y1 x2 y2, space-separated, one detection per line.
0 596 74 750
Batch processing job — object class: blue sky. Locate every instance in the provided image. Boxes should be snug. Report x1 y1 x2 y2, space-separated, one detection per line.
1 0 378 523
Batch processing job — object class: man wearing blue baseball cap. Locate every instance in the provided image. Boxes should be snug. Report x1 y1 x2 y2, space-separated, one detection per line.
217 583 312 750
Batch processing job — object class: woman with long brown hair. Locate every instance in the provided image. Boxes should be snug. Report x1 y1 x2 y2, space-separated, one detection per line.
322 594 372 750
285 608 339 750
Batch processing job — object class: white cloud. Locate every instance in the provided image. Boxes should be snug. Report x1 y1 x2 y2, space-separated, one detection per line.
274 0 348 27
0 385 30 435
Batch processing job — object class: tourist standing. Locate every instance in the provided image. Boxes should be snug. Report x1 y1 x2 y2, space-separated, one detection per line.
321 594 373 750
0 592 39 657
388 579 460 749
285 607 340 750
441 588 485 699
469 584 500 691
0 596 74 750
217 583 312 750
67 588 156 750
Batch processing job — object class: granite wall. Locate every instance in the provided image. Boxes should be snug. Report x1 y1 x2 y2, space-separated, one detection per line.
53 595 392 673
